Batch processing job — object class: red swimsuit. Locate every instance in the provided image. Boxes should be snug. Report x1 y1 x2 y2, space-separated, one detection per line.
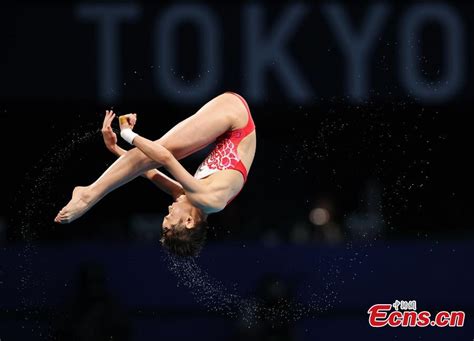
194 91 255 204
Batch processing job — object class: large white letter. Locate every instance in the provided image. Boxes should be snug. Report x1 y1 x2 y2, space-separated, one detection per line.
244 4 312 103
154 4 220 103
77 4 141 103
400 4 465 103
323 3 389 102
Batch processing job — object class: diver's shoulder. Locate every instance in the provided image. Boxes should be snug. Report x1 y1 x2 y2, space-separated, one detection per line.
187 191 225 214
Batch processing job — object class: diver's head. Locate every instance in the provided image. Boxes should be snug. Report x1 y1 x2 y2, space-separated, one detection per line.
160 194 208 257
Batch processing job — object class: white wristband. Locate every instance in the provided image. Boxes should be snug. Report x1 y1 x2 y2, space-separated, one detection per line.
120 128 139 145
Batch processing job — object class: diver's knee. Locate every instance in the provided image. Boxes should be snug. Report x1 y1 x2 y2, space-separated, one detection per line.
156 138 179 156
128 147 148 160
129 146 162 169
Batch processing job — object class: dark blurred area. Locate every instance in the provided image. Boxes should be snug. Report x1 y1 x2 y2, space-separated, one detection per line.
53 262 131 341
1 1 473 340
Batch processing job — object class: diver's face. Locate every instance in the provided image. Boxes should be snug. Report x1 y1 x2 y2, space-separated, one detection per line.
162 195 192 230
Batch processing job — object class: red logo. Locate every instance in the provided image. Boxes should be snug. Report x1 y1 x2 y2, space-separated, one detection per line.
368 301 465 328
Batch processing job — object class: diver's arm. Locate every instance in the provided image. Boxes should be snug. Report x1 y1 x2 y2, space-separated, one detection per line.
132 136 205 194
118 113 205 194
104 136 183 198
102 110 182 199
145 170 184 199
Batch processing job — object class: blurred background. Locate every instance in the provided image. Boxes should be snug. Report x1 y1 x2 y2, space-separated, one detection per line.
1 1 473 340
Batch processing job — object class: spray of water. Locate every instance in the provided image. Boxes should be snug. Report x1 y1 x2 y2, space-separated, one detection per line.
10 123 101 339
163 250 341 327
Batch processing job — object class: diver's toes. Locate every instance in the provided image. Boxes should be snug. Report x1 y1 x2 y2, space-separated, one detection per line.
54 212 66 223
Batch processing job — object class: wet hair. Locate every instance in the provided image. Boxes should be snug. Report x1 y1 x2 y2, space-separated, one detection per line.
160 219 208 257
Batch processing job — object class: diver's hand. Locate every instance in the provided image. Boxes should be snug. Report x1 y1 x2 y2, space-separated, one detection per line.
118 113 137 131
119 113 138 145
101 110 118 153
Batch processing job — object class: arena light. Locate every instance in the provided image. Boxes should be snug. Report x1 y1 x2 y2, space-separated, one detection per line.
309 207 330 226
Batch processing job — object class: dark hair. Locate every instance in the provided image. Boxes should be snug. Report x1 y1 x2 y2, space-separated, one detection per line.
160 219 208 257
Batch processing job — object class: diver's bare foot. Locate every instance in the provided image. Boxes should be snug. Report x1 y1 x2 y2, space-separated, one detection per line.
54 186 93 224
